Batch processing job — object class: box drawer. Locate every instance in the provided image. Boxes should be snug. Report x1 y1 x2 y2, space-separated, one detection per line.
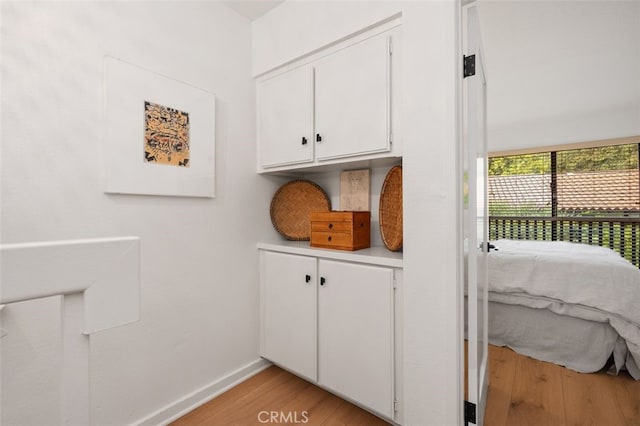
311 232 354 249
311 222 354 233
309 211 371 251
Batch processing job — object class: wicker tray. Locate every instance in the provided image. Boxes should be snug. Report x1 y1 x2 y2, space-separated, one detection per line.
270 180 331 240
379 166 403 251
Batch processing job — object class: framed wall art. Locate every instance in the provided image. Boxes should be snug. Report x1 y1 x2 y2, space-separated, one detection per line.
103 57 216 198
340 169 370 211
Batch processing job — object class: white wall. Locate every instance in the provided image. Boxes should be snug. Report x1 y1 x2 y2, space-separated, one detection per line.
478 0 640 152
1 2 278 424
253 3 462 425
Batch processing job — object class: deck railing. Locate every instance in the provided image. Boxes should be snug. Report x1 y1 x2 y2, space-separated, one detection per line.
489 216 640 268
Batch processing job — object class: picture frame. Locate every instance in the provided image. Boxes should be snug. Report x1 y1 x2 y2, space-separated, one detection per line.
103 56 216 198
340 169 371 211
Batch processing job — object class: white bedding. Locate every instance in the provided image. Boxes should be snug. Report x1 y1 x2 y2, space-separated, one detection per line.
489 239 640 379
488 301 619 373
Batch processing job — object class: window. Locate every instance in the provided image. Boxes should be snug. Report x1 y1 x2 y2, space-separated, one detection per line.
488 143 640 267
489 152 551 217
556 144 639 217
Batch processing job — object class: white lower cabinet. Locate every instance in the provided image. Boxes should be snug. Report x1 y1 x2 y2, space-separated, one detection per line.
260 250 396 420
317 259 394 419
261 251 317 381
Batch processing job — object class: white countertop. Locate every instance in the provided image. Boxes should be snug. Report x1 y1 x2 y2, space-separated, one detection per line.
257 240 403 268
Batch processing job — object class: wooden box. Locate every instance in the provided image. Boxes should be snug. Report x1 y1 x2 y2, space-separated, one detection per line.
309 211 371 251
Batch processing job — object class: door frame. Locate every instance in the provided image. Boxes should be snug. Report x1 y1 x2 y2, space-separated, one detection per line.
459 1 489 425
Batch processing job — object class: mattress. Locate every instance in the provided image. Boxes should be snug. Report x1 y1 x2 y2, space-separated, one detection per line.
488 301 619 373
476 239 640 379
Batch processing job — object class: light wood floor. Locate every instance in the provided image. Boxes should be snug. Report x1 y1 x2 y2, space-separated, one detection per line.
171 366 389 426
485 344 640 426
173 345 640 425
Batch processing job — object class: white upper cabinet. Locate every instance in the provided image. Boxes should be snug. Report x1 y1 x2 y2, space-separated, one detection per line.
315 33 391 161
256 25 401 173
257 66 314 168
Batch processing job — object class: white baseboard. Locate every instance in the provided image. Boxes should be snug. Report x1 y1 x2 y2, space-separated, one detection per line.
133 358 272 426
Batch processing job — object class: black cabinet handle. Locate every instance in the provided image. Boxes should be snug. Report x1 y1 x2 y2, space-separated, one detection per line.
301 137 307 145
320 277 326 286
328 223 333 229
305 274 311 283
327 236 332 242
316 133 322 142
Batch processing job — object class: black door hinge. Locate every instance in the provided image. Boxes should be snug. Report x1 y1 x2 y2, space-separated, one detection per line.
464 400 477 425
463 54 476 78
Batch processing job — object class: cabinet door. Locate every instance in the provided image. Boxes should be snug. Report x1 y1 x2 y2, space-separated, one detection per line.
257 66 314 168
261 251 317 381
314 32 391 161
318 260 394 418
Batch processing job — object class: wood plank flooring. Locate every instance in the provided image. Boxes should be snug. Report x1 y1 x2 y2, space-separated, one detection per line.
171 366 388 426
484 345 640 426
173 345 640 425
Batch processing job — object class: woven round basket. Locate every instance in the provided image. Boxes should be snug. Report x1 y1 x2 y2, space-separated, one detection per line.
270 180 331 240
379 166 403 251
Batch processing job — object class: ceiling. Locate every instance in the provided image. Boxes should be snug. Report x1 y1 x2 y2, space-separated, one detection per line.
222 0 284 21
477 0 639 151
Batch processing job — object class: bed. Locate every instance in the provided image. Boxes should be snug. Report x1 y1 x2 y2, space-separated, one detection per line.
486 239 640 380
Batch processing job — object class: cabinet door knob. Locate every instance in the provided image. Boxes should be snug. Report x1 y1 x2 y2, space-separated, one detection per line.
328 223 333 229
305 274 311 283
301 137 308 145
316 133 322 142
320 277 326 286
327 236 332 242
